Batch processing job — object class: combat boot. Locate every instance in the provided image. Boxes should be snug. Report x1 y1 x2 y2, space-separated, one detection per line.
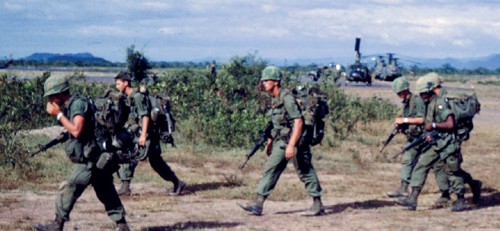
115 223 131 231
237 194 266 216
433 190 451 208
387 180 409 198
170 180 187 196
301 196 325 216
33 215 65 231
451 195 469 212
471 180 482 204
395 187 421 211
117 180 131 196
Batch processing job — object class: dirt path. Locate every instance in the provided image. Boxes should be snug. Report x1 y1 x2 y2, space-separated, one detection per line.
2 77 500 230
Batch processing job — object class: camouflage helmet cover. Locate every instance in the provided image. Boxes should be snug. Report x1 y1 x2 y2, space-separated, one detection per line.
44 75 70 97
391 77 410 94
260 66 282 81
416 74 442 94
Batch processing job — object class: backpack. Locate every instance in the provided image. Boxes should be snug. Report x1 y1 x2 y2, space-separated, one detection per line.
148 94 176 145
293 87 330 146
93 90 130 133
446 93 481 142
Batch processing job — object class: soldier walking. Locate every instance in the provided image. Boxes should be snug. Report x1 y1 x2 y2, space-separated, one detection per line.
387 77 449 201
238 66 324 216
396 75 472 211
114 71 186 196
34 76 129 231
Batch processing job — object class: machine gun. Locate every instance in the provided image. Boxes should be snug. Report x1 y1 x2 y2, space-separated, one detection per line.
239 121 273 169
29 132 69 157
391 130 441 159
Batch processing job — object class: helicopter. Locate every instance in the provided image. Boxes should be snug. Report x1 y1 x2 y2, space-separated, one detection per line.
372 53 402 81
345 37 372 85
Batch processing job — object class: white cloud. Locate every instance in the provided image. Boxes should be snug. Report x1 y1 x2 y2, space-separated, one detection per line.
3 1 24 11
76 26 131 37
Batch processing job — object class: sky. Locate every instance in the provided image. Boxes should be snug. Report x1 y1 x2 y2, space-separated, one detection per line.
1 0 499 64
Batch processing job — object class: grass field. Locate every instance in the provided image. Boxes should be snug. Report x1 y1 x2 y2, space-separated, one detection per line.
1 73 499 230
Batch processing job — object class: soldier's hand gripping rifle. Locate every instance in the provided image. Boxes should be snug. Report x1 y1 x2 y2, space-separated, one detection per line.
380 124 410 153
239 121 273 169
391 130 440 159
29 132 69 157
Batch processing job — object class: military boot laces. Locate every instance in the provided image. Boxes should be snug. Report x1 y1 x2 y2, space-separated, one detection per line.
117 180 131 196
237 195 266 216
395 187 420 211
170 180 187 196
115 223 131 231
451 197 470 212
301 197 325 216
433 191 451 208
471 180 482 204
387 181 409 198
34 216 64 231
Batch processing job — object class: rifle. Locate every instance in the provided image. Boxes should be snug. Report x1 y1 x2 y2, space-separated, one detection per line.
391 130 440 159
29 132 69 157
380 124 410 153
380 126 399 153
239 121 273 169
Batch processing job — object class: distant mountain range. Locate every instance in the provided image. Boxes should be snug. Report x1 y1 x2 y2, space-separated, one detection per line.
415 54 500 70
21 52 500 70
23 52 111 64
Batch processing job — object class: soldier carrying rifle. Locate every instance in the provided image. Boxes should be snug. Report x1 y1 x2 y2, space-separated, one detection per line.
237 66 324 216
385 77 449 200
34 76 130 231
395 74 480 212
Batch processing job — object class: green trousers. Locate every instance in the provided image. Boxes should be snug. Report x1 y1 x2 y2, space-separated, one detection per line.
56 163 126 222
400 146 420 183
118 139 179 184
410 147 465 195
256 139 322 197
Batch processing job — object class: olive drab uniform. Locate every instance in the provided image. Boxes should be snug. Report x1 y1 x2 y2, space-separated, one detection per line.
410 90 464 197
117 89 182 192
56 96 126 222
256 89 323 198
399 94 426 182
399 94 448 191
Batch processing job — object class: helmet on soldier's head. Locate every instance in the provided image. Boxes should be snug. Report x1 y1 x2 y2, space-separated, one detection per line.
114 71 131 81
44 76 70 97
392 77 410 94
260 66 282 81
425 73 442 89
416 76 432 94
416 74 442 94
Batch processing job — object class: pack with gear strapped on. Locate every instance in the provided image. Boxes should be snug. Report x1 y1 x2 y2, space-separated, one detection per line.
445 93 481 142
293 86 329 147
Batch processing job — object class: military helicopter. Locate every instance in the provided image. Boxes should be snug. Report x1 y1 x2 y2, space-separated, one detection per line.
372 53 402 81
346 37 372 85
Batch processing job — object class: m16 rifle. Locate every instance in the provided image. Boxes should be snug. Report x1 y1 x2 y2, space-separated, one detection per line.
391 130 441 159
379 124 408 153
239 121 273 169
29 132 69 157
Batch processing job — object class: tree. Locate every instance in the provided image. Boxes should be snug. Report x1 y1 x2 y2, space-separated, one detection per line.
126 45 151 83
